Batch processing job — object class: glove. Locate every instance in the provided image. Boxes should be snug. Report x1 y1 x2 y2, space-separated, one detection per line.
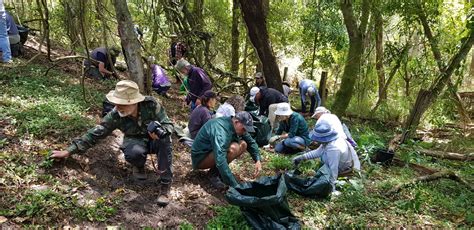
269 135 280 145
292 156 304 166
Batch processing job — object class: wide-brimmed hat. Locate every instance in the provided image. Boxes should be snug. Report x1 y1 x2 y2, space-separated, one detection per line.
235 111 255 133
311 106 330 118
106 80 145 105
249 87 260 103
309 120 338 143
274 102 293 116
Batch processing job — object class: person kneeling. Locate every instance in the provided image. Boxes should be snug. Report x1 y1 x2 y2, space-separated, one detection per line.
50 80 174 206
292 120 361 195
272 103 310 154
191 112 262 189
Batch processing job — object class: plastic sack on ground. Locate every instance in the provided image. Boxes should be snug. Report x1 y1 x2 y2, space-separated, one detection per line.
250 113 272 147
225 175 301 230
284 164 333 198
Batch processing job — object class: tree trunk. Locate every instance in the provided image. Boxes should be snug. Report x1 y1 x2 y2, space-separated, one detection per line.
230 0 240 75
319 71 328 106
310 32 317 80
332 0 370 116
242 37 248 79
113 0 146 92
239 0 283 92
374 8 386 100
418 149 473 161
400 10 474 143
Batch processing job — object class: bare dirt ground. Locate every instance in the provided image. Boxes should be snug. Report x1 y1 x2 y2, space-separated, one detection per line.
4 42 230 228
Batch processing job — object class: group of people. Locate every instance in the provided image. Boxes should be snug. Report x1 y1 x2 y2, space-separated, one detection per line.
51 36 361 207
0 4 22 64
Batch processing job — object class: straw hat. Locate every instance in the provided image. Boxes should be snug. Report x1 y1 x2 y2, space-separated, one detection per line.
274 103 293 116
106 80 145 105
309 120 338 143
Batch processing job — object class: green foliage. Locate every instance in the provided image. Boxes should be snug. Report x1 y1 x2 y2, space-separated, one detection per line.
178 222 194 230
0 65 106 140
207 205 249 229
267 154 293 171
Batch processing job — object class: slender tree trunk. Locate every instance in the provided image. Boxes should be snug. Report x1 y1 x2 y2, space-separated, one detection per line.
401 28 474 143
113 0 146 91
310 32 317 80
242 37 248 79
332 0 370 116
239 0 283 92
374 7 386 100
230 0 240 75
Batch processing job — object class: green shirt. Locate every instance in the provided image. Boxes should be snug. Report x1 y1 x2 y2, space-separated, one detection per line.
191 117 261 187
276 112 311 146
67 96 173 154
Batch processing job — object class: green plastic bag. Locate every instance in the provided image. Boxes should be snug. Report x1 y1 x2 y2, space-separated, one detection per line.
284 164 333 198
225 175 301 230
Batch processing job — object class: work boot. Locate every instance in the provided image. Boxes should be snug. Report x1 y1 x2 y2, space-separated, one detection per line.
132 166 147 180
208 167 226 190
156 183 171 207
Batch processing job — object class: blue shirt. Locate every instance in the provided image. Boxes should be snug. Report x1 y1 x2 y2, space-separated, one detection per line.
6 12 18 35
299 79 321 105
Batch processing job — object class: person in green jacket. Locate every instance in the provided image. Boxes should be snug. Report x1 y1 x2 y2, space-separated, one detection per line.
191 111 262 189
50 80 174 206
272 103 310 154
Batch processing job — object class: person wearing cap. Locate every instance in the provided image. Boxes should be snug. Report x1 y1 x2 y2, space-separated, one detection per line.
188 90 217 139
292 120 361 192
84 46 120 80
50 80 174 206
215 95 245 118
255 72 266 87
299 79 321 114
191 111 262 188
149 56 172 98
312 106 357 148
272 103 310 154
249 86 288 130
175 59 212 110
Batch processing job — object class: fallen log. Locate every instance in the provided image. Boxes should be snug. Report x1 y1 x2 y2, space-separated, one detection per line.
386 171 474 195
418 149 474 161
391 158 438 175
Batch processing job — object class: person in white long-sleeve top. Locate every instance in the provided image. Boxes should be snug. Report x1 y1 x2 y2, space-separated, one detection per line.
312 106 357 148
292 119 361 194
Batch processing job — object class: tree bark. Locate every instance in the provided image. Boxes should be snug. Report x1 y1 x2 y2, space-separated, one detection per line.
230 0 240 75
400 10 474 143
386 171 473 195
239 0 283 92
310 32 318 80
113 0 146 92
319 71 328 106
332 0 370 116
374 7 386 100
418 149 473 161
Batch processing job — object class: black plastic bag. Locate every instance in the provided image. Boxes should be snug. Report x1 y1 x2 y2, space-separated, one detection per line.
284 164 332 198
225 175 301 230
250 114 272 147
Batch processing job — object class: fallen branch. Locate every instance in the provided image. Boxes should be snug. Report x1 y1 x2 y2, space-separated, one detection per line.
386 171 474 195
391 158 438 175
418 149 474 161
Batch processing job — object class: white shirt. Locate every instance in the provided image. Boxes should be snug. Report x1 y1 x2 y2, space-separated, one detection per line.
317 113 347 139
215 103 235 118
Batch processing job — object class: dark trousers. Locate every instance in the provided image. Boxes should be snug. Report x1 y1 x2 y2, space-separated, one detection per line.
121 136 173 184
300 96 317 114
